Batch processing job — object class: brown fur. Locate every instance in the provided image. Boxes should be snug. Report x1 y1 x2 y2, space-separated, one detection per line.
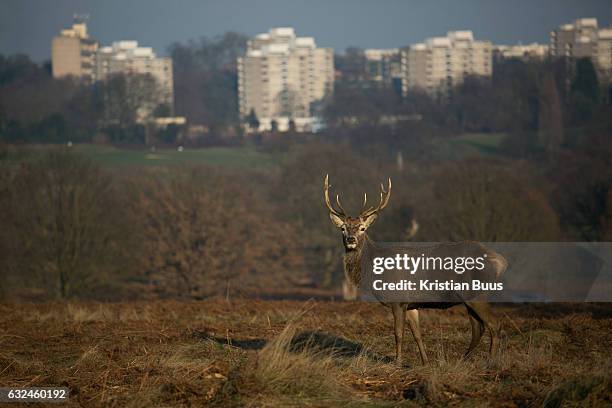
325 175 506 365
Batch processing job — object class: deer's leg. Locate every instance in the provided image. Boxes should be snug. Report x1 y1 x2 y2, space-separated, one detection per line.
464 309 484 358
406 309 428 364
466 302 499 358
391 303 405 364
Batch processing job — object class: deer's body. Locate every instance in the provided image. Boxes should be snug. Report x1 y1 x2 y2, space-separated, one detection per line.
325 175 506 364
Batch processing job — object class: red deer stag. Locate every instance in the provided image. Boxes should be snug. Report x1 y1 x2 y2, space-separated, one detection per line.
324 175 506 364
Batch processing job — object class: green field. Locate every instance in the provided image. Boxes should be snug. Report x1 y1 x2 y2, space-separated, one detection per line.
77 144 284 169
442 132 506 159
1 132 507 170
2 144 283 170
455 132 506 151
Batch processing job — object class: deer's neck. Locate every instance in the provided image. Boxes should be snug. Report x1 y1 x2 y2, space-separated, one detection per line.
343 235 371 286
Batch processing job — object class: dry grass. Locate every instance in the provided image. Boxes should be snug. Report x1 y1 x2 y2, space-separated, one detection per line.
0 300 611 407
254 323 349 406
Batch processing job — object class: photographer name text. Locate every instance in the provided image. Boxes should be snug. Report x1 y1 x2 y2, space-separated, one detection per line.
372 279 503 291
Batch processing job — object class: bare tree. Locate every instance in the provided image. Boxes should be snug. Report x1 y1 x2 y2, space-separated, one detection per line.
420 160 560 241
0 150 130 299
99 73 159 125
134 166 305 298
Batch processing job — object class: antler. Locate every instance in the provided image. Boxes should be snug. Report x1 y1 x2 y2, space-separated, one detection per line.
360 178 392 219
324 174 346 218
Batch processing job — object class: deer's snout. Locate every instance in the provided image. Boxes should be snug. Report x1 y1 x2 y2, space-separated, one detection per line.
345 236 358 248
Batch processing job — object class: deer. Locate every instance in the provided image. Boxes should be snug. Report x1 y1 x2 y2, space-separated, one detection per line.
324 175 507 365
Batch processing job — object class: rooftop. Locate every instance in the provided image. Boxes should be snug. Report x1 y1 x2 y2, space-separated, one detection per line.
413 31 486 49
364 49 399 60
98 41 158 60
247 27 320 57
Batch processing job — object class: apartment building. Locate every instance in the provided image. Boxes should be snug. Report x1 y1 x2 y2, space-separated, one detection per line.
493 43 549 61
596 28 612 82
364 49 401 83
95 41 174 120
401 31 492 98
237 27 334 132
550 18 599 59
51 19 98 81
550 18 612 82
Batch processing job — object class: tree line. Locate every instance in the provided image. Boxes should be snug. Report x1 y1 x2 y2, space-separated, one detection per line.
0 33 611 300
1 33 610 148
0 33 249 146
1 130 611 301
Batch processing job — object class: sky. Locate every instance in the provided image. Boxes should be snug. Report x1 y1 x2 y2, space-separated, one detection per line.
1 0 611 62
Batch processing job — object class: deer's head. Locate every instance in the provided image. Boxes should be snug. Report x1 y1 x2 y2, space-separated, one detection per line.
324 174 391 251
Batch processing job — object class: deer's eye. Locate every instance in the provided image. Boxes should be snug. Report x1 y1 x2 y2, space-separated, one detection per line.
341 225 346 231
360 226 366 231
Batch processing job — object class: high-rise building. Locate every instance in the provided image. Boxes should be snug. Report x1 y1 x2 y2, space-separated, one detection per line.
550 18 612 83
51 18 98 81
237 27 334 132
401 31 492 98
550 18 598 59
493 43 549 61
364 49 401 83
596 29 612 82
95 41 174 120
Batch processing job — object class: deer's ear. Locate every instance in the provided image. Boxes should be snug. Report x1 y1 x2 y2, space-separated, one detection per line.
329 212 344 228
362 213 378 229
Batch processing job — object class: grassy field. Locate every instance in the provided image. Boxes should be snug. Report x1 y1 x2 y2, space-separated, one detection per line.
75 145 282 169
433 132 506 160
1 301 611 407
453 132 506 154
1 132 509 170
1 144 283 170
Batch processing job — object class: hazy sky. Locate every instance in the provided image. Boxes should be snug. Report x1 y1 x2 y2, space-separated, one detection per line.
1 0 611 61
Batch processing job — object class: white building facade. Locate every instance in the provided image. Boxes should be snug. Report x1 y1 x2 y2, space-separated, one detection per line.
401 31 492 98
237 27 334 132
493 43 549 60
94 41 174 117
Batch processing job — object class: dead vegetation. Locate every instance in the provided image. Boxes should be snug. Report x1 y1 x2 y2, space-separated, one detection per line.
0 300 611 407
